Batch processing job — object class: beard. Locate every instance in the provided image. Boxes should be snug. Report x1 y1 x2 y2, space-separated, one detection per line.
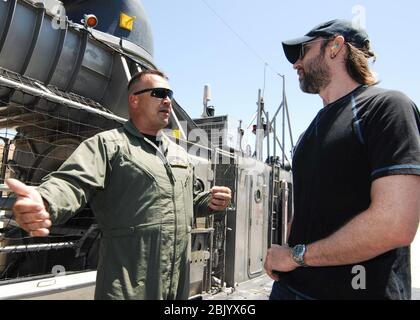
299 52 331 94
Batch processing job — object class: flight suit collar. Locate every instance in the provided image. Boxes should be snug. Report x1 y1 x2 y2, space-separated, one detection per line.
123 120 170 155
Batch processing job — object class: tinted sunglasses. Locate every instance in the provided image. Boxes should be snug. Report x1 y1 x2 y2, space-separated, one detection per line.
133 87 173 99
299 37 333 61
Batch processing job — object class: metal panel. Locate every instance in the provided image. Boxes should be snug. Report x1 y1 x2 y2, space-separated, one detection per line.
63 30 87 92
225 158 252 285
49 29 83 90
0 0 16 53
0 271 97 300
190 230 212 296
80 41 113 79
45 25 66 85
224 156 270 286
0 1 37 73
102 55 130 119
71 41 113 102
248 170 267 277
25 8 63 83
19 5 44 76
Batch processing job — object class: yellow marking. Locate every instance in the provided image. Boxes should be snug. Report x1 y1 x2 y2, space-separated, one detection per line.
119 12 136 31
172 129 181 139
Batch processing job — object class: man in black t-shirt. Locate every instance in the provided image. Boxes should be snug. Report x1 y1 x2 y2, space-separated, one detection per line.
264 19 420 299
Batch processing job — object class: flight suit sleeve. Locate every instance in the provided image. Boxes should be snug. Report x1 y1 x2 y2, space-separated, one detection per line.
37 134 114 224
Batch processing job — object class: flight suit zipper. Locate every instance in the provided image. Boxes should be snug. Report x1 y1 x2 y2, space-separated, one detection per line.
143 137 177 297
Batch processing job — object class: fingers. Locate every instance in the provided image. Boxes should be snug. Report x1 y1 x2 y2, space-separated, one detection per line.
6 179 45 206
209 203 226 211
266 269 280 281
209 197 231 211
13 197 49 223
209 186 232 211
24 219 52 231
13 204 50 237
211 186 232 198
13 199 45 215
17 219 51 236
5 178 33 197
210 198 226 207
212 192 231 201
30 229 50 237
264 254 280 281
6 179 50 237
15 211 49 225
16 220 51 237
211 186 231 192
14 214 51 236
269 273 280 281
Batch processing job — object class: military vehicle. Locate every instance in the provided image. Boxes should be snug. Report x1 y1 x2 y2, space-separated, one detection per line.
0 0 293 299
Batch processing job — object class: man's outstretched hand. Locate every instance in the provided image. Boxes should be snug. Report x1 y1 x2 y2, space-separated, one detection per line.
5 178 51 237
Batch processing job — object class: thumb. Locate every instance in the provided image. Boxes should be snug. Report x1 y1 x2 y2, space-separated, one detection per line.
6 178 34 197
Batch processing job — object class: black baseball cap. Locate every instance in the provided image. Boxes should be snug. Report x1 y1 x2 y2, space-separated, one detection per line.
282 19 370 64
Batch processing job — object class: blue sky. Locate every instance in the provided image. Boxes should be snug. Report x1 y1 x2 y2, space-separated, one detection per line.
142 0 419 155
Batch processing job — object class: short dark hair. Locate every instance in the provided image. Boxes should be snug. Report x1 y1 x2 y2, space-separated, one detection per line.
127 69 168 92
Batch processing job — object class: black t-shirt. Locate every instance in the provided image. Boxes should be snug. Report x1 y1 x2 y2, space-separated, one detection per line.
284 85 420 299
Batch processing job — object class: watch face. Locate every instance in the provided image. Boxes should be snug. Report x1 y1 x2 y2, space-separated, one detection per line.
292 244 306 265
294 245 305 256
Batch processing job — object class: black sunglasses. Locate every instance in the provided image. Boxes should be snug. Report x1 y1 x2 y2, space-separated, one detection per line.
133 87 173 99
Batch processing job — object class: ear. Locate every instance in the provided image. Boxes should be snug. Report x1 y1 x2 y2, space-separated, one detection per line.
128 93 137 107
128 93 140 115
331 35 345 58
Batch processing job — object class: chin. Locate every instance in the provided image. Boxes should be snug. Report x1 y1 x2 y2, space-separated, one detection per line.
159 120 169 128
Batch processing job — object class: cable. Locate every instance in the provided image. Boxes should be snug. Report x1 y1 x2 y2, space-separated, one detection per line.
263 63 267 98
199 0 283 78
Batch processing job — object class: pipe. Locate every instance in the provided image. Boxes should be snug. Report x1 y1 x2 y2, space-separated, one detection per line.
0 241 76 254
0 75 127 123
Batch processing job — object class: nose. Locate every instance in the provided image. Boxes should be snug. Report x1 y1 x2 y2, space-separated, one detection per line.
293 59 301 70
162 96 172 106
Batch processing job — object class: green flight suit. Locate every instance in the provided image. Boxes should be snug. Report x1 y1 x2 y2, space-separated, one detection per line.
37 120 212 300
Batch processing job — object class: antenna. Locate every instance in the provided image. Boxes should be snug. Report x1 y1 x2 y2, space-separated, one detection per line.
201 84 214 117
255 89 264 161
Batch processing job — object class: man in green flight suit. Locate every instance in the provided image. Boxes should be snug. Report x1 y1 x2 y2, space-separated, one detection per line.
6 69 232 300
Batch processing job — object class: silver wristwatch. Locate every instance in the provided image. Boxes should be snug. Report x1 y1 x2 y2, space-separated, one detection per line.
291 244 307 267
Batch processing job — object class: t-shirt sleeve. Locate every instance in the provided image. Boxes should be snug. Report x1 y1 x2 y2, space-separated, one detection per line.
361 91 420 181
